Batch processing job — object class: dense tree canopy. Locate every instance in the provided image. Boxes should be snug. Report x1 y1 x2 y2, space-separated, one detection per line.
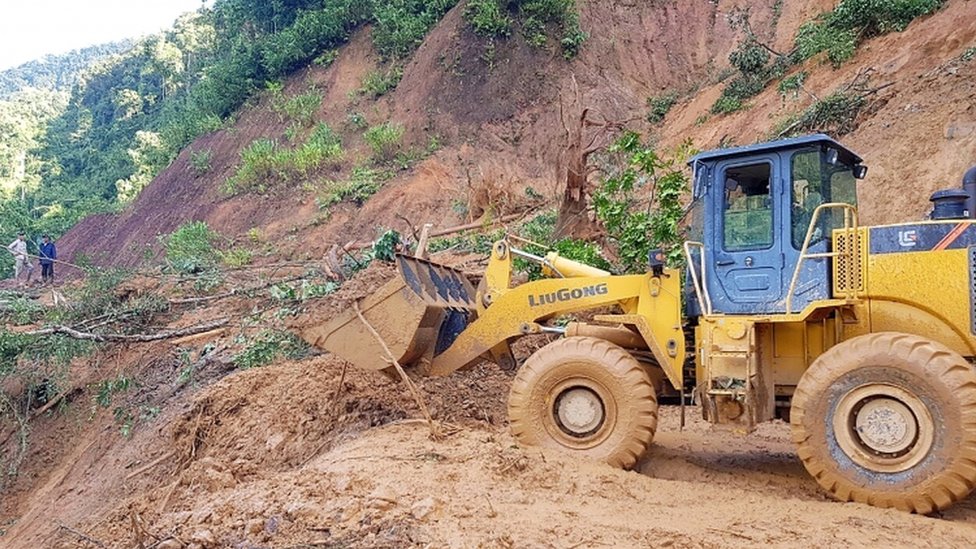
0 0 469 274
0 41 134 99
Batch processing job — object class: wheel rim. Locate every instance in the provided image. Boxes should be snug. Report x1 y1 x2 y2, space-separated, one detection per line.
833 384 935 473
544 377 615 449
555 387 606 437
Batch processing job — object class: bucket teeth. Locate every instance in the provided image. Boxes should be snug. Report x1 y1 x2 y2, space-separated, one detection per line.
396 255 476 310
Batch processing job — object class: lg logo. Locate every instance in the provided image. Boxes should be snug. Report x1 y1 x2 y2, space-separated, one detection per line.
898 230 918 247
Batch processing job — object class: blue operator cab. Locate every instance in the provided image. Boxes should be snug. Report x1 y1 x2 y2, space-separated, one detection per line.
683 134 866 316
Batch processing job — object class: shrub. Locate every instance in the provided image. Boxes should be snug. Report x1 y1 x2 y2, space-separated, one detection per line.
359 67 403 98
646 92 678 124
516 0 586 58
163 221 218 274
273 90 323 128
313 49 339 67
794 0 945 66
363 122 405 162
465 0 586 58
711 95 744 115
510 210 611 278
711 37 781 115
830 0 944 34
319 167 392 207
729 39 770 73
778 71 808 99
593 133 693 270
794 21 857 65
372 229 402 261
189 150 212 174
465 0 513 37
371 0 458 60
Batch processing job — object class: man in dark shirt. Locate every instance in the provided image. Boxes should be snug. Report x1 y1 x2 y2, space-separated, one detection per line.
39 235 56 285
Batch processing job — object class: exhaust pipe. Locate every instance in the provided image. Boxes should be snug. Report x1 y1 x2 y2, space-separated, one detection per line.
965 166 976 219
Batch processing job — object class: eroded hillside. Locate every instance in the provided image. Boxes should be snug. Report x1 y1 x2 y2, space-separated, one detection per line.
4 0 976 547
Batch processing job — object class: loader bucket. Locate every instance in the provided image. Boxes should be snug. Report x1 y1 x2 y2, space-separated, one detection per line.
301 255 477 372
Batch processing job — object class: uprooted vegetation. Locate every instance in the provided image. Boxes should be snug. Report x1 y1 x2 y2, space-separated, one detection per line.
5 0 976 544
0 219 358 480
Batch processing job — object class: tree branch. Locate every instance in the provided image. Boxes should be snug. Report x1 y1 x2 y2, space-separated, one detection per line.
23 318 229 342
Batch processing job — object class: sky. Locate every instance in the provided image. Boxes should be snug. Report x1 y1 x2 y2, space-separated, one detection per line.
0 0 209 70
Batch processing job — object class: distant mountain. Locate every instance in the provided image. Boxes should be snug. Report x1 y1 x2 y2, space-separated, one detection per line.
0 40 135 98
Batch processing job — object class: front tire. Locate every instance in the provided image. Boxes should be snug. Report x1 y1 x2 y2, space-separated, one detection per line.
508 336 658 468
791 332 976 513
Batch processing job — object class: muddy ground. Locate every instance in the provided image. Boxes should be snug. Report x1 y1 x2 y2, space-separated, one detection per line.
5 352 973 548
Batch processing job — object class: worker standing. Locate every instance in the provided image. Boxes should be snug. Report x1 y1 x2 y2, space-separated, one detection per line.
7 232 34 287
38 235 56 285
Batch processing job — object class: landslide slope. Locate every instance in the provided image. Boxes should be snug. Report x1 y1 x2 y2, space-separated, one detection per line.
7 0 976 547
57 0 819 267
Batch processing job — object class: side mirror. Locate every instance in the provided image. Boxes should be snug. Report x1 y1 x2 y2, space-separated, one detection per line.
853 165 868 179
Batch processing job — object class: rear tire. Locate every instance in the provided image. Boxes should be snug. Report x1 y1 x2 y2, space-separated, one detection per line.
791 332 976 513
508 336 658 468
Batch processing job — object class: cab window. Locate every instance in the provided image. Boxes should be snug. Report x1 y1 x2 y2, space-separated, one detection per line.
791 150 859 248
791 151 822 248
723 163 772 251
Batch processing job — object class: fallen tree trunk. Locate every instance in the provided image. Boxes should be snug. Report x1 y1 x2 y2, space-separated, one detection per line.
22 318 230 343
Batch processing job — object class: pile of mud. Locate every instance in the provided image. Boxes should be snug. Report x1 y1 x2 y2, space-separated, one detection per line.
84 407 976 549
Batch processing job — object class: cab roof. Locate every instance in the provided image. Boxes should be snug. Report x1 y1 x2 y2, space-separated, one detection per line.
687 133 863 166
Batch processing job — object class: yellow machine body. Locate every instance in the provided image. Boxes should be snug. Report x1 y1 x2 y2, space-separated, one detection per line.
301 133 976 513
304 240 686 389
693 219 976 428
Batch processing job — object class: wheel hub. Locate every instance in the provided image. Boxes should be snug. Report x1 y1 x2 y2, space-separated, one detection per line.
554 387 605 438
833 384 935 473
854 397 917 455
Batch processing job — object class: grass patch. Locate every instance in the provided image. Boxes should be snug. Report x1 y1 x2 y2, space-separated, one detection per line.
358 67 403 98
318 167 394 208
189 150 212 175
163 221 218 274
273 89 322 128
225 124 343 194
794 0 946 66
646 92 678 124
363 122 405 162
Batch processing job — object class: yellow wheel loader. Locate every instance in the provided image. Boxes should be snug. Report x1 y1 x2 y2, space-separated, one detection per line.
303 134 976 513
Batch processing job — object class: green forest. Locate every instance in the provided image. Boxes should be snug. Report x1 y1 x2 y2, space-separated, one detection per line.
0 0 469 272
0 0 585 273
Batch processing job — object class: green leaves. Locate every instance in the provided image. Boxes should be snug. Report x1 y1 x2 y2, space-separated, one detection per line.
372 0 459 60
363 122 405 162
594 133 693 272
163 221 218 275
233 329 310 369
464 0 585 58
794 0 945 66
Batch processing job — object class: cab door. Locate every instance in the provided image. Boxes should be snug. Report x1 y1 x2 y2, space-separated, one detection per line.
706 157 783 314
